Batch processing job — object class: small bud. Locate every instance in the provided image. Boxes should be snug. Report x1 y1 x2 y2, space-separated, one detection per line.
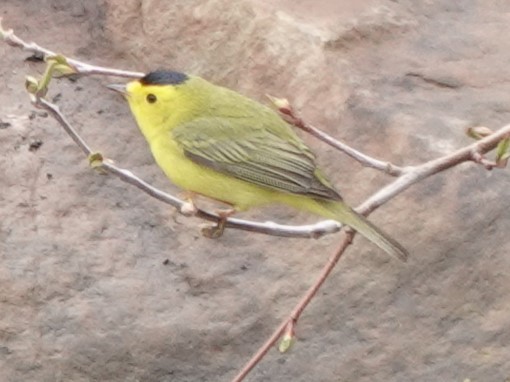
466 126 494 140
278 331 296 353
44 54 64 64
46 55 76 77
0 17 10 38
266 94 292 114
53 54 68 65
53 63 77 77
25 75 39 94
495 137 510 164
88 152 104 168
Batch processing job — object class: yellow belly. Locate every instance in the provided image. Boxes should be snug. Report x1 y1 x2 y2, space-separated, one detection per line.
150 135 280 211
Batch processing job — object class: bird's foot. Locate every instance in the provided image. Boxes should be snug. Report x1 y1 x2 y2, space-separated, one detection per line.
201 221 226 239
201 208 236 239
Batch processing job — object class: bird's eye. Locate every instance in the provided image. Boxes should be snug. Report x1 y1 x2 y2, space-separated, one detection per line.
146 93 157 104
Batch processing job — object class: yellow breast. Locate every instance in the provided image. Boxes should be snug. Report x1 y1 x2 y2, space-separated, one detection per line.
149 133 279 211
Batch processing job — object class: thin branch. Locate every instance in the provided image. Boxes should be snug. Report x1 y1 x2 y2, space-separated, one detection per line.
357 125 510 214
296 118 404 176
33 97 342 239
37 97 93 154
1 17 143 79
233 126 510 381
3 16 402 174
231 231 353 382
270 97 404 176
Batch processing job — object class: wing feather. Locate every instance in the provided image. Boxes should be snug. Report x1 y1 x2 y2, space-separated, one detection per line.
172 117 341 200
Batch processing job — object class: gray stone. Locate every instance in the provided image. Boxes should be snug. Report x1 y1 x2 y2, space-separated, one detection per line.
1 0 510 381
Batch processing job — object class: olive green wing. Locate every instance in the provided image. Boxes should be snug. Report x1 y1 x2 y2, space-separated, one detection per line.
171 117 341 200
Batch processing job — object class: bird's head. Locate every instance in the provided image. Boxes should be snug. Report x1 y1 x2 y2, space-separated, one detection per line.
108 70 197 139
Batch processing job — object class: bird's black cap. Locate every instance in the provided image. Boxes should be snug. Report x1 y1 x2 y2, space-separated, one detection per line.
140 70 189 86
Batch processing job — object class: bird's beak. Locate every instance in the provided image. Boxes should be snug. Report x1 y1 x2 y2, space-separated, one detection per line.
106 83 128 97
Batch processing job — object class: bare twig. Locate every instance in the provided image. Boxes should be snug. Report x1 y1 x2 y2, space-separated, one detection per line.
268 96 404 176
33 97 342 239
1 17 143 79
357 126 510 214
232 231 353 382
2 16 401 174
233 126 510 381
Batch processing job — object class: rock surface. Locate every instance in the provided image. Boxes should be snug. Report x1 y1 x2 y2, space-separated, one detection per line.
1 0 510 381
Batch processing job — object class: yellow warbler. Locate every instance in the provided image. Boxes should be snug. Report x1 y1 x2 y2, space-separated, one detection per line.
108 71 408 261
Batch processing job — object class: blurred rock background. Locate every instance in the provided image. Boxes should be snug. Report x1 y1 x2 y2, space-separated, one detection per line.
1 0 509 381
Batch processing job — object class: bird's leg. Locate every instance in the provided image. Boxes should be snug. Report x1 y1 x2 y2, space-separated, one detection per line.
201 208 236 239
179 191 235 238
179 191 198 216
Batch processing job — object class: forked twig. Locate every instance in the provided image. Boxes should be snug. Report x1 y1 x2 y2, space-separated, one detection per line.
232 123 510 381
33 96 343 239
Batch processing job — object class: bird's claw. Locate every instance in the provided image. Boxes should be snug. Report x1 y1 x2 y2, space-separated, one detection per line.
201 222 226 239
200 208 234 239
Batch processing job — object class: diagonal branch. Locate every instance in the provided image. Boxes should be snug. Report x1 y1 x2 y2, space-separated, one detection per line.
270 97 404 176
34 97 342 239
357 126 510 214
232 126 510 381
37 82 510 241
231 231 353 382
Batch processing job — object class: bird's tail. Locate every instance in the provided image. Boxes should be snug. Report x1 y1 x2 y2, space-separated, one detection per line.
310 199 409 262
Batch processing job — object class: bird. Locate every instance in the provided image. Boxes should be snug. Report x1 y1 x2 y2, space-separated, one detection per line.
107 70 408 262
